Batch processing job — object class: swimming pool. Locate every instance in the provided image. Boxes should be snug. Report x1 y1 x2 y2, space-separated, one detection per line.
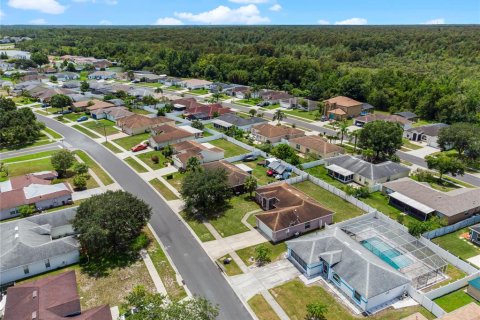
361 237 412 270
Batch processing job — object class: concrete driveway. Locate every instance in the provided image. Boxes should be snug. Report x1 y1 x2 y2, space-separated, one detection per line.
203 230 267 259
405 146 439 159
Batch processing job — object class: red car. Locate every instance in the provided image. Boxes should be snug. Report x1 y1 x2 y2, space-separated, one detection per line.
131 143 148 152
266 169 275 177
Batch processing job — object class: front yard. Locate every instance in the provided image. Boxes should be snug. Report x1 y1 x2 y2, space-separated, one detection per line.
217 254 243 276
180 211 216 242
248 294 280 320
208 138 249 158
75 150 114 185
188 88 209 95
236 98 262 106
432 228 480 261
434 286 480 312
136 150 169 170
113 132 151 150
149 178 178 201
236 241 287 267
81 119 120 136
283 109 318 121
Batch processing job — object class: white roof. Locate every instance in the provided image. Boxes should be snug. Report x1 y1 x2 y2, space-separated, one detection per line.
0 180 13 192
235 163 253 173
211 119 233 128
389 191 435 214
326 164 354 177
24 183 69 200
178 125 202 134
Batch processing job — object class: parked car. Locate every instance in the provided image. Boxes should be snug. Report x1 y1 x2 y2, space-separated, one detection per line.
61 110 72 114
131 143 148 152
266 169 275 177
76 116 88 122
243 154 258 162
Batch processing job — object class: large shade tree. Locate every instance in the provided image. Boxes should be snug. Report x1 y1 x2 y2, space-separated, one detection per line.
358 120 403 162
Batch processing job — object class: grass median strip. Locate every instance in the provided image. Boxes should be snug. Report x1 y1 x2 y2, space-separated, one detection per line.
72 124 102 139
248 294 280 320
75 150 114 185
2 150 57 163
43 127 63 139
149 178 178 201
102 141 123 154
124 156 149 173
217 254 243 276
180 211 215 242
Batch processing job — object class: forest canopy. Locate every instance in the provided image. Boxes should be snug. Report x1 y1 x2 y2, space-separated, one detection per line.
4 25 480 123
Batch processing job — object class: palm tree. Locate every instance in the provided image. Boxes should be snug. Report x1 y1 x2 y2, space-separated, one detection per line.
338 120 349 146
186 157 202 172
351 130 360 153
154 87 163 94
273 109 286 125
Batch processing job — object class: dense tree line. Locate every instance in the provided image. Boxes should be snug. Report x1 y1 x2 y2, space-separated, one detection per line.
4 26 480 123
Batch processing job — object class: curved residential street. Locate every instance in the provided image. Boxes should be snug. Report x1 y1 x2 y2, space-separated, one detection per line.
34 114 252 320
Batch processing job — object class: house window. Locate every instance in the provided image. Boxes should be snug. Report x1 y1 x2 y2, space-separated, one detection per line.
332 273 341 285
305 222 311 229
296 144 301 150
306 148 310 153
353 290 362 303
24 266 29 274
45 259 51 268
10 209 17 215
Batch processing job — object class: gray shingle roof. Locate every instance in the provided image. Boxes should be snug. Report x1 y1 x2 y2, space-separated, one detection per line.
0 208 79 273
395 111 418 119
287 228 409 298
215 113 267 127
325 155 410 180
406 123 449 137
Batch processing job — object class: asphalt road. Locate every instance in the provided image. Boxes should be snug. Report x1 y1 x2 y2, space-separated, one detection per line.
0 142 62 160
35 114 252 320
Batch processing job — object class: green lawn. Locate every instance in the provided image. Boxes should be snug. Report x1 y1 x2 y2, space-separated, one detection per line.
423 264 466 292
236 98 262 106
63 112 87 122
217 254 243 276
0 134 53 153
13 96 37 105
113 132 150 150
81 119 120 136
402 138 422 150
236 241 286 266
248 294 280 320
305 165 347 190
261 103 280 110
247 212 258 228
432 228 480 260
75 150 114 185
271 280 434 320
180 212 216 242
2 150 57 163
434 287 480 312
294 181 364 223
72 124 102 138
144 228 187 301
284 109 318 121
102 141 123 153
43 127 62 139
136 151 169 170
411 175 458 192
208 138 249 158
131 108 151 115
163 171 184 191
210 195 260 237
34 110 49 116
188 88 209 95
124 157 149 173
149 178 179 201
6 157 54 176
79 71 88 81
233 157 277 186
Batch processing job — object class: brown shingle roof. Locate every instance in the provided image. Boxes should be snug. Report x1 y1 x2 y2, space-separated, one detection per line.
4 271 111 320
251 123 304 139
203 160 250 188
184 103 232 118
117 114 173 130
72 99 114 111
324 96 362 107
289 135 344 155
355 113 411 125
256 183 334 231
172 140 223 164
150 124 194 144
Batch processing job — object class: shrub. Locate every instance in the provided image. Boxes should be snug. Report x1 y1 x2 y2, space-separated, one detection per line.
131 233 150 252
73 162 89 175
73 175 87 190
255 245 271 266
151 155 159 164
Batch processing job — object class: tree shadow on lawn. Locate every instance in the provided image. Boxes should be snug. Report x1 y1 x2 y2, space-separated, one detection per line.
79 252 140 278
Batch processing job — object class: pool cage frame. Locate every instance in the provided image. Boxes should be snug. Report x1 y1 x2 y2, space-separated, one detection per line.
341 217 448 289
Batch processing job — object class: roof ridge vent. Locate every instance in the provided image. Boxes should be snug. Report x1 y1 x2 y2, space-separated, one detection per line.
32 311 37 320
32 290 37 299
14 233 19 239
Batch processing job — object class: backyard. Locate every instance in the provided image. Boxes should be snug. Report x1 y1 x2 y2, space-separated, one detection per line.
233 157 278 186
236 98 262 106
432 228 480 261
434 286 480 312
188 88 209 95
208 138 249 158
113 132 151 150
305 165 347 190
236 241 287 267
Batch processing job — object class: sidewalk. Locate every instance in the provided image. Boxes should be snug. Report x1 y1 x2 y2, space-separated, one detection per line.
140 249 168 296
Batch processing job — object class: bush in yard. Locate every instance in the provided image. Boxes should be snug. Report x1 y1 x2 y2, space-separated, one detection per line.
131 233 150 252
73 175 87 190
408 216 447 237
73 190 152 258
255 245 271 266
306 302 328 320
73 162 89 175
19 204 35 217
271 144 300 165
151 155 159 164
191 120 204 130
51 149 75 177
344 185 369 199
162 144 173 157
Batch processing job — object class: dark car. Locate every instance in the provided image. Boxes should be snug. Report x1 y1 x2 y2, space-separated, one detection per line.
76 116 88 122
243 154 258 162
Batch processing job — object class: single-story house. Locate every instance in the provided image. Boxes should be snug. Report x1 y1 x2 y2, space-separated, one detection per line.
354 113 412 129
383 177 480 224
324 96 363 120
90 106 134 121
212 113 267 131
54 72 79 81
181 79 213 90
287 227 410 313
259 90 293 104
403 123 449 149
288 135 344 159
135 73 164 83
33 88 75 102
467 277 480 302
0 208 79 285
470 224 480 246
88 71 116 80
71 99 115 112
280 97 319 111
171 140 224 169
0 173 73 221
107 98 125 107
255 183 334 242
203 160 249 193
128 87 153 99
209 82 239 93
324 154 410 186
149 124 195 150
171 97 199 112
4 270 112 319
250 123 305 144
62 81 81 90
116 114 174 135
163 77 183 87
184 103 233 120
395 111 419 122
226 86 251 99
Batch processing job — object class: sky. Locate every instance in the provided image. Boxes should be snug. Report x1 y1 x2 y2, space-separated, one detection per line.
0 0 479 26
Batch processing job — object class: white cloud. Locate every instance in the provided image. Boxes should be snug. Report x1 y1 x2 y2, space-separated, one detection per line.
155 17 184 25
29 18 47 24
317 19 330 25
99 19 112 25
0 10 4 17
8 0 66 14
335 17 367 25
105 0 117 5
175 4 269 25
423 18 445 25
229 0 269 3
269 4 281 12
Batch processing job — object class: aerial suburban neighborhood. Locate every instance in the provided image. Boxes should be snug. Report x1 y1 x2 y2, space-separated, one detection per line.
0 2 480 320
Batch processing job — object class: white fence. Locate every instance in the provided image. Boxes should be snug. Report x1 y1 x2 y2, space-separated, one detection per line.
301 159 324 170
423 215 480 239
407 286 446 318
425 272 480 300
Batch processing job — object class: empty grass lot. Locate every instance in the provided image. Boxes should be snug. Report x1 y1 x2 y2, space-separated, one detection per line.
434 287 480 312
81 119 120 136
180 211 216 242
283 109 317 121
271 280 434 320
432 228 480 260
210 195 260 237
113 132 150 150
136 151 169 170
149 178 178 201
294 181 364 223
102 141 123 153
72 124 102 138
217 254 243 276
236 241 287 266
75 150 114 185
248 294 280 320
208 138 249 158
124 157 149 173
144 227 187 301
